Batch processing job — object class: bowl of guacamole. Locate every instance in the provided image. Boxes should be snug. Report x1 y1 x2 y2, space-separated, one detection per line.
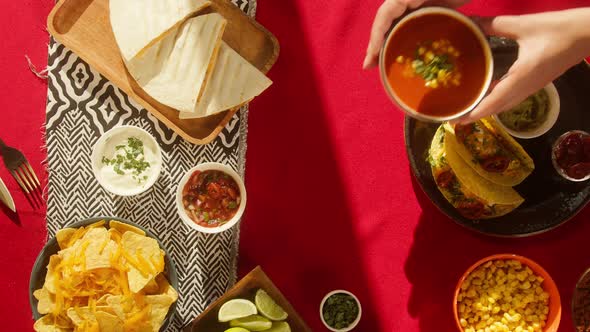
494 83 560 139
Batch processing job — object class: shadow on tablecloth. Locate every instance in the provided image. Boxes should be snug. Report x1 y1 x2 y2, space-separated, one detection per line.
234 0 383 330
405 168 590 332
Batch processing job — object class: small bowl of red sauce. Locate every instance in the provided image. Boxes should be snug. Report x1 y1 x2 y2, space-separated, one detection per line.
552 130 590 182
176 162 246 233
379 7 493 122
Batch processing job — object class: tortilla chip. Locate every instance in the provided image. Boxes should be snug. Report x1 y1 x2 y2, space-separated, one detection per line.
43 255 61 294
142 278 159 294
145 294 175 332
121 232 164 293
57 227 116 272
33 315 70 332
96 311 124 331
34 288 56 314
66 306 115 327
106 295 126 321
55 228 76 249
96 294 111 305
86 239 118 271
66 307 94 327
87 220 107 229
156 274 178 302
110 220 146 236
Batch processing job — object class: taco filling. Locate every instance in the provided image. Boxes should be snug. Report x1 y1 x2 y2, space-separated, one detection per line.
429 125 524 220
444 118 534 187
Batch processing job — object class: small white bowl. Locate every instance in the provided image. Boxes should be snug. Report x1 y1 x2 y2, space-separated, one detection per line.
493 83 560 139
320 290 362 332
176 162 246 234
91 125 162 196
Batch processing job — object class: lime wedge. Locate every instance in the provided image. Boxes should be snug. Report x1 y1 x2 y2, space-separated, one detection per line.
266 321 291 332
218 299 258 322
224 328 250 332
230 315 272 331
255 289 288 321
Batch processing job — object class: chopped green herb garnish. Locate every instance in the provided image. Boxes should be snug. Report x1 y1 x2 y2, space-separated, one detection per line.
227 201 237 209
102 136 151 184
322 293 359 330
413 54 454 81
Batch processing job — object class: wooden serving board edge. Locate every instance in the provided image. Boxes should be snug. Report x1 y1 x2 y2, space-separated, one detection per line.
184 266 312 332
46 0 279 145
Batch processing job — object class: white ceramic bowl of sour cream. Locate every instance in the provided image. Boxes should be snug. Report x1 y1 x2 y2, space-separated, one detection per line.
91 126 162 196
176 162 246 234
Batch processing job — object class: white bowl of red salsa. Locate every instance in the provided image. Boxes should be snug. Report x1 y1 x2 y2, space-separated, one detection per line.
176 162 246 233
552 130 590 182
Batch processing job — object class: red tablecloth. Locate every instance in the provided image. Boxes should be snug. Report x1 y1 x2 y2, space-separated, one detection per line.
2 0 590 331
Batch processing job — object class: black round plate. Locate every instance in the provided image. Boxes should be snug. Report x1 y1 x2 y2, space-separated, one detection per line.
29 216 179 331
405 61 590 237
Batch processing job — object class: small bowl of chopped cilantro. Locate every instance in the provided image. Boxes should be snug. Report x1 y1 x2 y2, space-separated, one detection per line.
91 126 162 196
320 290 362 331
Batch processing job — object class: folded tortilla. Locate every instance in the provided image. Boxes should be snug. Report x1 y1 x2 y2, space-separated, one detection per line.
179 42 273 119
125 14 227 112
443 118 534 187
430 126 523 219
110 0 210 63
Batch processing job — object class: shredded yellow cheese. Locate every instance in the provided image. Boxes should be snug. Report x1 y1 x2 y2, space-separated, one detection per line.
122 249 150 277
35 221 176 331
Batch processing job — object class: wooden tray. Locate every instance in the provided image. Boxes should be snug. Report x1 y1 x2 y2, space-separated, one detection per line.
184 266 312 332
47 0 279 145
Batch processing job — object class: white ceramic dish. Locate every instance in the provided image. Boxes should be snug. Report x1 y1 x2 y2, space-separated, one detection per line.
493 82 560 139
91 125 162 196
176 162 246 234
320 290 362 332
379 6 494 122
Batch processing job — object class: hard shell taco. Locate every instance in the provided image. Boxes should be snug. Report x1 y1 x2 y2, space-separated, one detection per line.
443 117 534 187
429 125 524 219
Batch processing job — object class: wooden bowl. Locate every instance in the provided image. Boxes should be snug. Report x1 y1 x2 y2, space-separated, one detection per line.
453 254 561 332
185 266 311 332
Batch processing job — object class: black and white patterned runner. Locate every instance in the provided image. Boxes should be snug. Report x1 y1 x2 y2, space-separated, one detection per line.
45 1 255 330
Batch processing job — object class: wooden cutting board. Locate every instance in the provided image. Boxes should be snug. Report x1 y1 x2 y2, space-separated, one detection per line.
185 266 312 332
47 0 279 145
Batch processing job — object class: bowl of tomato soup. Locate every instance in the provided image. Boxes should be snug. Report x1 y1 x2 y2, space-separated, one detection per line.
379 7 493 122
176 162 246 233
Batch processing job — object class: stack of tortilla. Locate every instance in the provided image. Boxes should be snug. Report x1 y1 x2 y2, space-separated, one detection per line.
109 0 272 118
429 118 535 219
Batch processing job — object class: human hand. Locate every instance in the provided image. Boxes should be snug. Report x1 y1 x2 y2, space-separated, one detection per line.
363 0 470 69
457 8 590 123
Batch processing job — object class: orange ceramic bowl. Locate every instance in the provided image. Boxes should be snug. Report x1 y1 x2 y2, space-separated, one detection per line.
453 254 561 332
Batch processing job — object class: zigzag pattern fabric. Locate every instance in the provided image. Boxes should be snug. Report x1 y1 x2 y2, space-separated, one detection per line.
44 0 254 329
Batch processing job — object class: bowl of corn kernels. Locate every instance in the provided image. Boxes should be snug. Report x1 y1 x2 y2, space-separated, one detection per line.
454 254 561 332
